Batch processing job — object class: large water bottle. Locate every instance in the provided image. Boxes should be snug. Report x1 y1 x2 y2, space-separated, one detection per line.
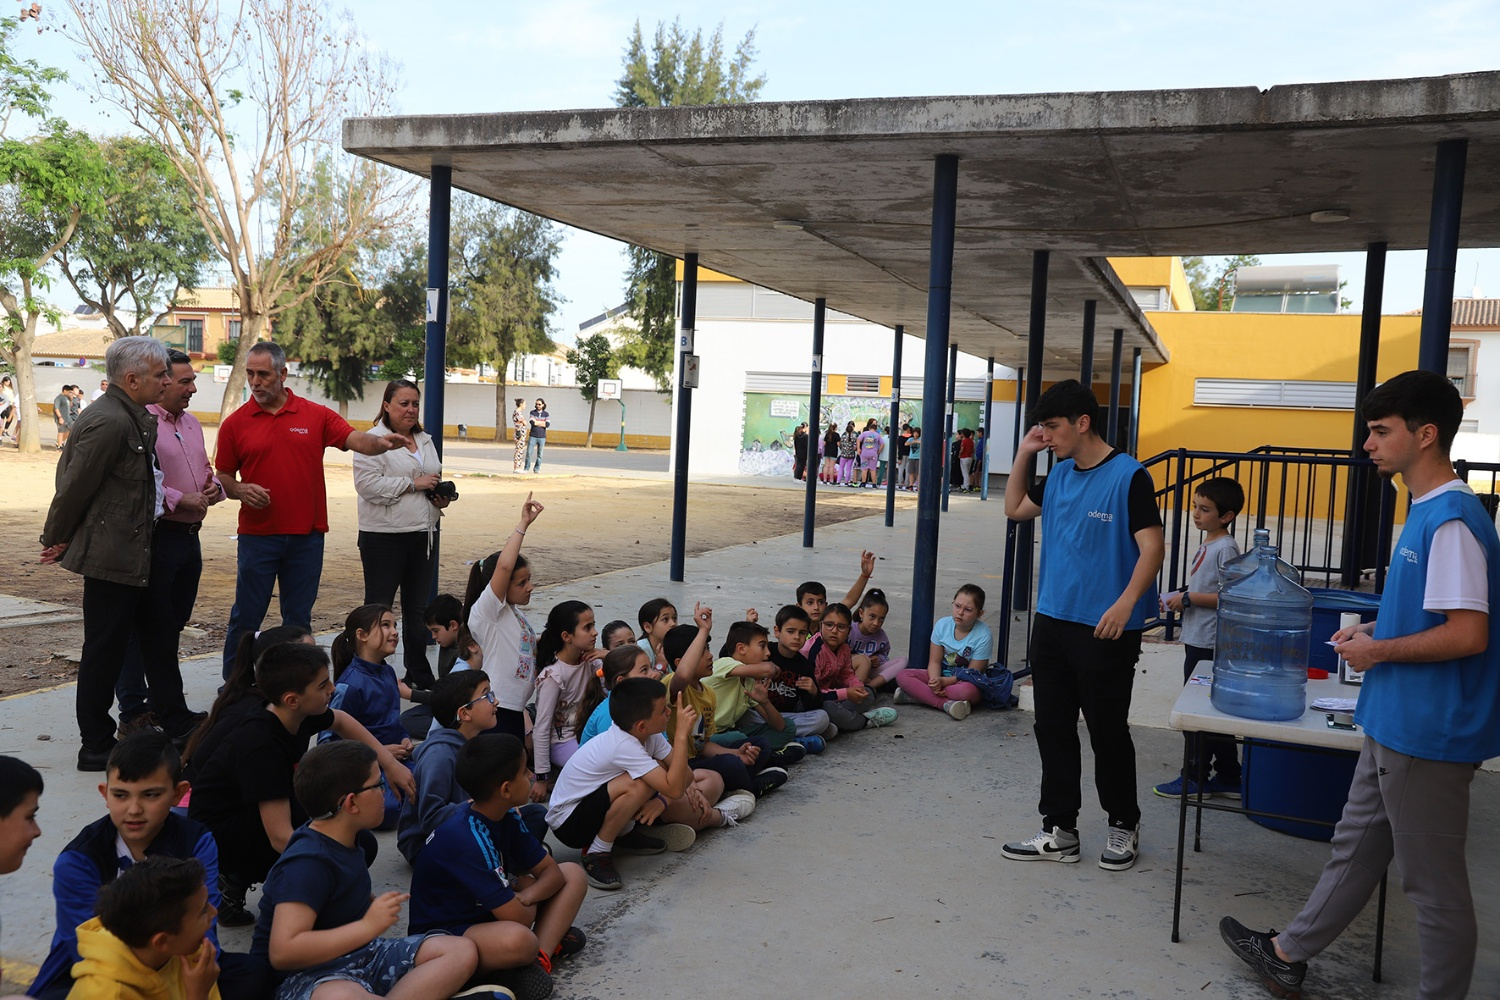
1211 545 1313 721
1223 527 1302 586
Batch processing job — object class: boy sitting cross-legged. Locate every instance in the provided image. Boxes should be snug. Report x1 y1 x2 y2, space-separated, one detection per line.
701 620 808 764
766 605 841 745
409 735 588 999
30 732 265 1000
68 857 221 1000
252 741 479 1000
396 672 548 865
544 678 710 891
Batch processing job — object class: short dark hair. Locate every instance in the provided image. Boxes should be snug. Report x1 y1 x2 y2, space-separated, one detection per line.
256 643 330 705
294 741 377 820
609 676 666 730
1029 378 1100 432
107 731 181 784
661 623 702 670
721 620 769 658
166 349 191 367
0 757 43 817
1361 369 1464 453
795 582 826 602
954 584 986 612
774 604 810 630
1195 477 1245 519
455 734 527 802
424 593 464 629
96 857 205 948
432 670 489 729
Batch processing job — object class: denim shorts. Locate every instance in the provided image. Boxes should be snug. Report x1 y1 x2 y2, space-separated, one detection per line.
275 933 437 1000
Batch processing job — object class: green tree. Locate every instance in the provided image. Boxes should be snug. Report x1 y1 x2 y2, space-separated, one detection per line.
375 244 427 382
277 260 389 419
446 195 562 437
54 135 213 338
566 332 619 447
0 16 108 453
1182 254 1261 311
614 19 764 391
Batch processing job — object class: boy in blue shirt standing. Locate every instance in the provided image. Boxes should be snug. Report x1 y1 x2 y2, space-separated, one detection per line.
1221 371 1500 1000
1002 379 1163 872
1154 477 1244 799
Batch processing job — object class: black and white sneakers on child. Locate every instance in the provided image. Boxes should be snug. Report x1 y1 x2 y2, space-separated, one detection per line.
1000 826 1081 863
1219 917 1307 999
1099 823 1140 871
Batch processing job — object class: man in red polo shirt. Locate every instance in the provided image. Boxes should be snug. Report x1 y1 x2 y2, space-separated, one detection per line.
216 341 409 675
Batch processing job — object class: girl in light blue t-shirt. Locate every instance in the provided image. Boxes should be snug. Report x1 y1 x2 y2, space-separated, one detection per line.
894 584 992 720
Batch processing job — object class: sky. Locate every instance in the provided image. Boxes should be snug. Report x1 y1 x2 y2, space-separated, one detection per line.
16 0 1500 343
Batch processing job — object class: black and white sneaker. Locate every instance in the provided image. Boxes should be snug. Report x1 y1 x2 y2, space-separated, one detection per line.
1000 826 1080 863
752 766 789 797
1099 822 1139 871
1219 917 1306 998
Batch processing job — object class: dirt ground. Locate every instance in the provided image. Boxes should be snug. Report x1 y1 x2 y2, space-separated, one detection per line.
0 448 913 696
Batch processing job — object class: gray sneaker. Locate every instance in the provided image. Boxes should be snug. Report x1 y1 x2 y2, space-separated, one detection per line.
1219 916 1307 998
942 699 971 720
1099 823 1139 871
1001 826 1080 863
891 688 912 705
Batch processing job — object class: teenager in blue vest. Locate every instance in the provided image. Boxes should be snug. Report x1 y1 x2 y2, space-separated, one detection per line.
1222 370 1499 1000
1000 379 1163 872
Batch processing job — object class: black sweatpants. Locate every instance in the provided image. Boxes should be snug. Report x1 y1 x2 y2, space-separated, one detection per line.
358 529 436 688
1029 613 1142 831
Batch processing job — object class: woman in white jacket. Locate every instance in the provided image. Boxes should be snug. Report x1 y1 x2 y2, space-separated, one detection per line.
354 379 449 689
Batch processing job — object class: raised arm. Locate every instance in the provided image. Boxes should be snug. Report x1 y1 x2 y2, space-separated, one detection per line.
840 550 876 608
1005 426 1046 522
490 493 545 598
344 429 411 456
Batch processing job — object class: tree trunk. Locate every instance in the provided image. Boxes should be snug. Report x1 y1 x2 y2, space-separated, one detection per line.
493 376 505 443
11 316 42 454
218 310 268 426
586 399 596 448
338 399 349 420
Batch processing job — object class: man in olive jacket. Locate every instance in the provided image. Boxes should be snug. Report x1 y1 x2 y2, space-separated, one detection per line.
40 337 201 771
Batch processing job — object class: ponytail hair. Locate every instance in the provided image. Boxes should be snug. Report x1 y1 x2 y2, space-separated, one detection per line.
184 624 312 766
857 588 889 613
463 550 531 624
536 600 590 668
331 604 390 681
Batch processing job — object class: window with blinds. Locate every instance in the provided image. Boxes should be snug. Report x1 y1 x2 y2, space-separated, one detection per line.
1193 378 1355 409
1449 341 1478 399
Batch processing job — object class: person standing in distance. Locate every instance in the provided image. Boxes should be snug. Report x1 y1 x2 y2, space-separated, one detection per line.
1001 379 1163 872
114 350 224 737
525 397 549 473
214 341 410 676
1221 370 1499 1000
40 337 201 771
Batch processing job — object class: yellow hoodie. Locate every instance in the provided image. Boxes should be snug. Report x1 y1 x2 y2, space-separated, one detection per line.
66 917 221 1000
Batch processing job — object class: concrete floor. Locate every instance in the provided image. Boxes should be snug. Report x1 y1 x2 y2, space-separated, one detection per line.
2 498 1496 998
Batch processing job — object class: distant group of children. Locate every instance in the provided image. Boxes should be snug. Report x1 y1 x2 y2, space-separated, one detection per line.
2 490 1016 1000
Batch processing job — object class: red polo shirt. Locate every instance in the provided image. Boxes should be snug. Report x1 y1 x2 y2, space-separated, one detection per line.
215 389 354 535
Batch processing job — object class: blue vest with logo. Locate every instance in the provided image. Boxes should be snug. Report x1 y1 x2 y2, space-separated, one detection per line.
1037 452 1156 631
1356 485 1500 762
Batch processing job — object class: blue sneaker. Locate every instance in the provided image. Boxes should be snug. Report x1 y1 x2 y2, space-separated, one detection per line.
1206 775 1243 800
794 735 826 755
1152 775 1206 799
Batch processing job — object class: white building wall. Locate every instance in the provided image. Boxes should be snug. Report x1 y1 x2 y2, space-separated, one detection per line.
1453 328 1500 465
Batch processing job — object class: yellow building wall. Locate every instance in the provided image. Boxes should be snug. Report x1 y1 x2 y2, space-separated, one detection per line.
1107 256 1195 311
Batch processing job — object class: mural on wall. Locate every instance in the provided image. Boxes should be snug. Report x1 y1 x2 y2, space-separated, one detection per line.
739 392 981 475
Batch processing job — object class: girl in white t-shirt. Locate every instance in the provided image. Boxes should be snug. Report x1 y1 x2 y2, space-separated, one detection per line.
463 493 544 741
531 600 603 800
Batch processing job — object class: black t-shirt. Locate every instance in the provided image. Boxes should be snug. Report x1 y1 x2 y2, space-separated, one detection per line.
1027 452 1161 535
188 706 335 881
183 690 263 785
766 646 821 713
251 825 372 973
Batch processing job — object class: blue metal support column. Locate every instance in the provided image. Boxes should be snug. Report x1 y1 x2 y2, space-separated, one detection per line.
1343 241 1388 587
423 164 451 601
1107 328 1123 449
885 324 903 527
980 355 994 501
908 154 958 673
1013 251 1049 611
668 253 698 581
1419 139 1467 374
1129 347 1142 456
1080 300 1096 386
941 341 958 512
803 297 826 548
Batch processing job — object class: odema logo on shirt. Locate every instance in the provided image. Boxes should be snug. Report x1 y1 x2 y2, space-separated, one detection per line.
1398 545 1419 564
1086 510 1114 523
288 427 309 435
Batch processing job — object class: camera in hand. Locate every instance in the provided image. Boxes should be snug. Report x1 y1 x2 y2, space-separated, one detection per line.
425 480 459 502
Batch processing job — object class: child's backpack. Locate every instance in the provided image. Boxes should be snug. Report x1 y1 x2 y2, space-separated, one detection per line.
954 664 1019 710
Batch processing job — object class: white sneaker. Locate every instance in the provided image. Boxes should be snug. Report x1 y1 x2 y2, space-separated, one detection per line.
892 688 912 705
1001 826 1081 863
1099 823 1139 871
717 791 756 827
943 699 971 720
820 721 840 740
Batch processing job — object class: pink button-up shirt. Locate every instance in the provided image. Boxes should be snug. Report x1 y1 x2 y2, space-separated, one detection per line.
148 403 219 524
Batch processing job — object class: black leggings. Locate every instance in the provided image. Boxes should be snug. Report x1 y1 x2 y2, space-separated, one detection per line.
358 530 436 688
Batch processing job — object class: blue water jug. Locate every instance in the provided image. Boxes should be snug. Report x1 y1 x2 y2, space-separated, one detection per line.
1223 527 1303 586
1211 544 1313 721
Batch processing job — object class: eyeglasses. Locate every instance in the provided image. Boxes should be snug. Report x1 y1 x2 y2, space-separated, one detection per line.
823 622 851 632
352 780 385 797
462 690 498 709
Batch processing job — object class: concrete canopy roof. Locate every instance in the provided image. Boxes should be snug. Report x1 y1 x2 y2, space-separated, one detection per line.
345 71 1500 378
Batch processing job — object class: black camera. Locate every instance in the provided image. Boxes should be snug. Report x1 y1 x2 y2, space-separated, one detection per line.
425 480 459 502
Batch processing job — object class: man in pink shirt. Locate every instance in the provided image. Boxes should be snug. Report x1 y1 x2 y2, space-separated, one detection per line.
114 349 225 736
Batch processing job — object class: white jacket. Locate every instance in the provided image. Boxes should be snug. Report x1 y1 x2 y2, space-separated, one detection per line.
353 420 443 534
